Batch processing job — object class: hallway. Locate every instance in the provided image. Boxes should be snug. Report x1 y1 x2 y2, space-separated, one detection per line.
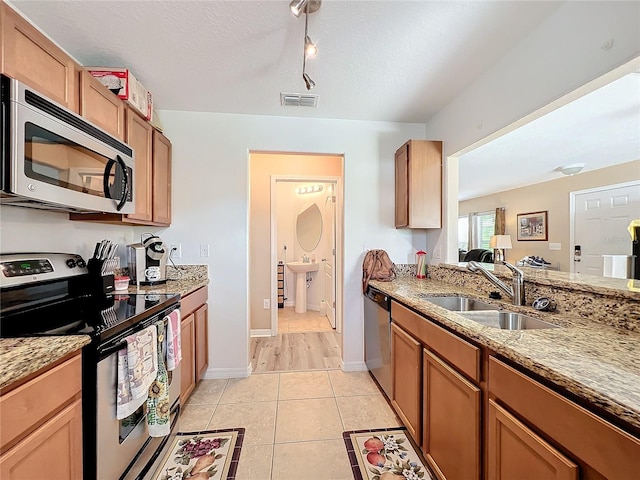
250 307 341 373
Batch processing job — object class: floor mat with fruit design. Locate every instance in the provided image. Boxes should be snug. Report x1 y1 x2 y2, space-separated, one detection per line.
343 428 433 480
153 428 244 480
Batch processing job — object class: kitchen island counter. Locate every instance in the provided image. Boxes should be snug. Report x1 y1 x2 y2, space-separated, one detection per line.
370 274 640 431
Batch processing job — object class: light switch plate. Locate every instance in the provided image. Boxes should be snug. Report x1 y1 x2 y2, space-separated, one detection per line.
549 243 561 251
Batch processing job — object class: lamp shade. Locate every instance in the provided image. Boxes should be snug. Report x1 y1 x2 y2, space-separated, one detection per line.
490 235 513 249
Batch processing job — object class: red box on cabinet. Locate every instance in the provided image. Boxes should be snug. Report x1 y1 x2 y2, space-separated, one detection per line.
86 67 153 121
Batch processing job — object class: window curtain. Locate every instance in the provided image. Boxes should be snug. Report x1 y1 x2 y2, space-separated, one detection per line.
495 207 506 235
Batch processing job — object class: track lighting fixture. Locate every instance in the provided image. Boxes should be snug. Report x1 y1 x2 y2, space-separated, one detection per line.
289 0 307 17
305 35 317 58
303 73 315 90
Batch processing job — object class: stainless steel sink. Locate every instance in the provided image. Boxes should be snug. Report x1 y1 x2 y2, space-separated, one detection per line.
458 310 559 330
418 294 559 330
418 295 495 311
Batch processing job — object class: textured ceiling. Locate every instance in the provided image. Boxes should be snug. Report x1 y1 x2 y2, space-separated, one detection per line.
9 0 563 123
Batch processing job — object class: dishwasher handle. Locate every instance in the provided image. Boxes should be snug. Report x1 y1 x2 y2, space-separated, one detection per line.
365 287 390 311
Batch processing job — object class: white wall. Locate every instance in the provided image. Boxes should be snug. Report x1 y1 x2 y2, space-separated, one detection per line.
424 0 640 265
0 206 148 266
157 111 426 374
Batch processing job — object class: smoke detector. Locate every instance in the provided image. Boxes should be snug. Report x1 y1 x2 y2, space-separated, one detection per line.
280 92 319 107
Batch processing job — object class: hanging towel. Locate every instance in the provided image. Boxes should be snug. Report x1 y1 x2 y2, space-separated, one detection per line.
116 325 158 420
166 309 182 371
147 321 171 437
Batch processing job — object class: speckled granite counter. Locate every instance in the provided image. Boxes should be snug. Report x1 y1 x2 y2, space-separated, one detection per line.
0 336 90 390
123 265 209 297
369 273 640 431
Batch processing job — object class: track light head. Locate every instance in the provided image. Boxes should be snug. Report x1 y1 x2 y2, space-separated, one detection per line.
289 0 308 17
303 73 316 90
304 35 317 57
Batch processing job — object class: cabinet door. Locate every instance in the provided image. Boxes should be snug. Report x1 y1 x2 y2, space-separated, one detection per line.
423 349 480 480
1 3 78 111
391 322 421 442
152 131 172 225
394 144 409 228
79 70 125 140
488 400 578 480
180 312 196 404
0 398 83 480
125 108 153 222
195 303 209 383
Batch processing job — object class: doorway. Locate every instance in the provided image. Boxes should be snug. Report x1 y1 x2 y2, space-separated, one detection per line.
248 152 344 373
570 181 640 275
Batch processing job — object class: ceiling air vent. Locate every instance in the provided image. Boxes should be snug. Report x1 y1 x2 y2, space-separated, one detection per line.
280 92 319 108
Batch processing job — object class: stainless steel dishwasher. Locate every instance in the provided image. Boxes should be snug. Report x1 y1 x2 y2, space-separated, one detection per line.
364 286 392 397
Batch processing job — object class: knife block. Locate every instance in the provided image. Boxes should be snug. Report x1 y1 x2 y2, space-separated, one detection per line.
88 258 115 296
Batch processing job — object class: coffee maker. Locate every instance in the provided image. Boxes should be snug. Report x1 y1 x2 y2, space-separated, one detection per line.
127 234 168 285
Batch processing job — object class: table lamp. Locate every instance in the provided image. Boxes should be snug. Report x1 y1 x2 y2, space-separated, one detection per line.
490 235 512 263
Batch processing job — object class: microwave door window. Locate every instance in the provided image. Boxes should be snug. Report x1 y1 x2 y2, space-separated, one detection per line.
24 122 115 199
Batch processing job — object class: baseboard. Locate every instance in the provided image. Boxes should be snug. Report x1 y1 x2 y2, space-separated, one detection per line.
250 328 272 337
202 364 252 379
341 360 368 372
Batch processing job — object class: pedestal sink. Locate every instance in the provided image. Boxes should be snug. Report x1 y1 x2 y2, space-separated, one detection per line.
286 261 319 313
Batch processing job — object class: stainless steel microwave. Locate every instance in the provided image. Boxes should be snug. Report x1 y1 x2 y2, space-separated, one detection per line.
0 74 134 213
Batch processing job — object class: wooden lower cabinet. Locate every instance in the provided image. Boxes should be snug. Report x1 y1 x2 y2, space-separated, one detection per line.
391 322 421 442
488 399 578 480
180 312 196 404
423 349 480 480
180 286 209 403
195 303 209 382
0 353 83 480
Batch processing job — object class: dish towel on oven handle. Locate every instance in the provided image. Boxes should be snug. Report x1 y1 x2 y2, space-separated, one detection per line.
147 320 170 437
116 325 158 420
166 309 182 371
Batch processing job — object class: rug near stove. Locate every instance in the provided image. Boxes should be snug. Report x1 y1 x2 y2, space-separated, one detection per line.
152 428 244 480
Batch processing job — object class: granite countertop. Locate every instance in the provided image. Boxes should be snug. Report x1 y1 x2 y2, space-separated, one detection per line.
0 336 91 391
369 276 640 430
1 265 210 392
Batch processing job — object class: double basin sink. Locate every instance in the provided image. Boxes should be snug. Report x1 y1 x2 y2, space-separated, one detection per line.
418 294 558 330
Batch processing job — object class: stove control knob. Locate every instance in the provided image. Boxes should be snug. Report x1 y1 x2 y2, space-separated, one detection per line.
66 259 77 268
76 259 86 268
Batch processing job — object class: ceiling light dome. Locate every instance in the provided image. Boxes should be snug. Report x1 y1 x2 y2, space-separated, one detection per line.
559 163 585 176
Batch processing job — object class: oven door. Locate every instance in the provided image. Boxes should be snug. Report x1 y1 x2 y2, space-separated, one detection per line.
4 76 135 213
96 318 181 479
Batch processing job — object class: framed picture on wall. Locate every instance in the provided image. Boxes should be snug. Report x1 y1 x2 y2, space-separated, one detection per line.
517 211 548 241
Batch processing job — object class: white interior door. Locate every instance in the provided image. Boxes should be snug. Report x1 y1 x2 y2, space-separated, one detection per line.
573 182 640 275
324 193 336 329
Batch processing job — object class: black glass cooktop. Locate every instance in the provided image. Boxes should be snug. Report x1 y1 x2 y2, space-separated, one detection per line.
0 291 179 341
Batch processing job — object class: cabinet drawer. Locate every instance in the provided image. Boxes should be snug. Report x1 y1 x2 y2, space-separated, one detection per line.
391 301 480 382
181 286 208 318
489 356 640 479
1 354 81 452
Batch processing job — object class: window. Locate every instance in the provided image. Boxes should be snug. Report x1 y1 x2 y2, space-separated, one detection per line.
471 211 495 250
458 216 469 251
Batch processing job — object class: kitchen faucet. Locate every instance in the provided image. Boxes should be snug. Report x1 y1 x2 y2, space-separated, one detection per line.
466 260 525 305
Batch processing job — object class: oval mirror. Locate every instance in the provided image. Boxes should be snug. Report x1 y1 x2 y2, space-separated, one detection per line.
296 203 323 251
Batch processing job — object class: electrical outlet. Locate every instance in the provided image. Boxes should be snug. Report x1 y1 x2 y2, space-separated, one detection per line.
170 244 182 258
433 244 442 259
283 242 287 250
200 244 210 257
263 299 270 309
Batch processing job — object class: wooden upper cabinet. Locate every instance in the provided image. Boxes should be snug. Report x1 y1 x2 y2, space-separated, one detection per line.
80 70 125 140
1 3 78 112
395 140 442 229
152 130 172 225
125 108 153 222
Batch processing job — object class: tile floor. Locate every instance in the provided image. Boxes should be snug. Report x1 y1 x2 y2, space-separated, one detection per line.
277 307 333 333
181 370 403 480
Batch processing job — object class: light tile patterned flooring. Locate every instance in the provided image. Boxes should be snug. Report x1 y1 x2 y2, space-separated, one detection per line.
277 307 334 333
181 370 403 480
